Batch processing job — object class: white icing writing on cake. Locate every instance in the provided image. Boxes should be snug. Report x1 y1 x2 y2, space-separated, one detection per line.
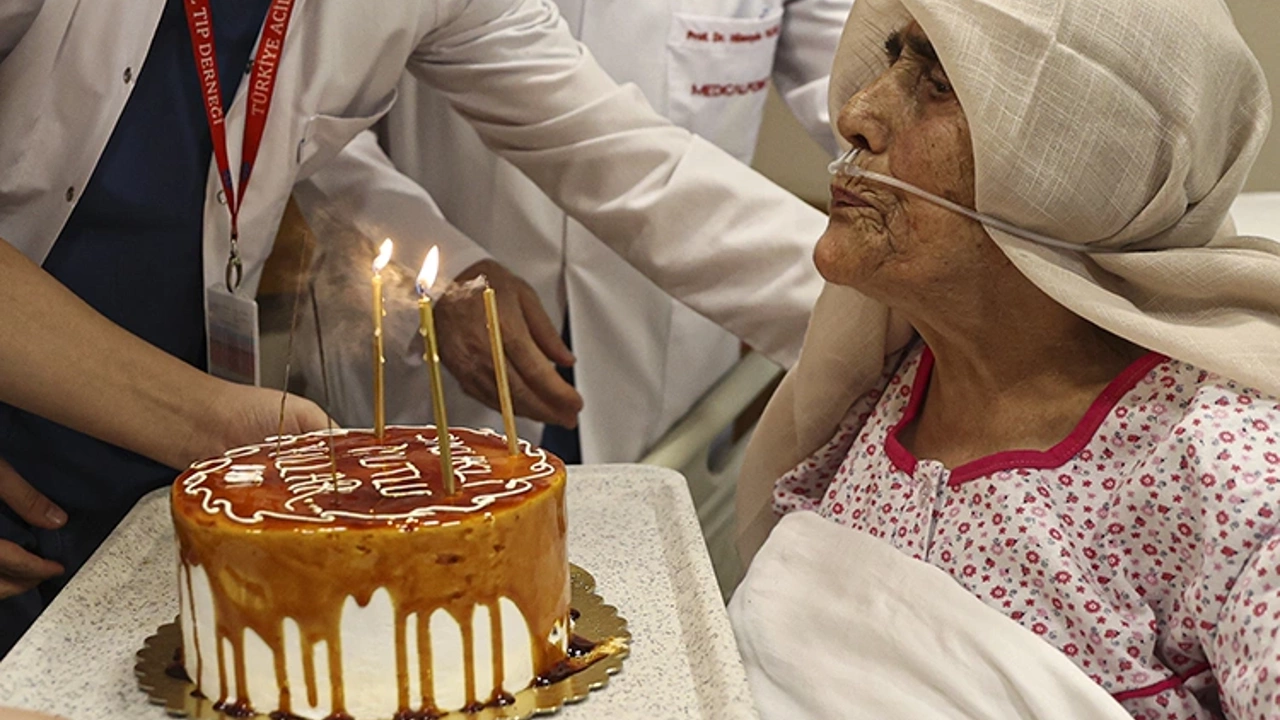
420 432 498 485
180 428 557 526
347 433 508 499
224 465 266 486
272 440 362 513
351 442 429 498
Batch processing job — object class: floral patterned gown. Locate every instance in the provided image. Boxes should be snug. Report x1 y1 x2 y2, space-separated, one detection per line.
774 343 1280 720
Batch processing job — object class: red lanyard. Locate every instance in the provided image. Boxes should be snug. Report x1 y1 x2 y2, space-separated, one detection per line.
182 0 297 291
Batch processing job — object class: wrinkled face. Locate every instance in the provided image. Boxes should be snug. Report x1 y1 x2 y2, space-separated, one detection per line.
816 21 997 303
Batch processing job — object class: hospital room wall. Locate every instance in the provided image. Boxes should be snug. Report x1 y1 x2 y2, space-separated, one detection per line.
752 0 1280 204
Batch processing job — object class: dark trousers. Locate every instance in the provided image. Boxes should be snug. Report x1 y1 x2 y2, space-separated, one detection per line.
0 405 174 658
539 314 581 464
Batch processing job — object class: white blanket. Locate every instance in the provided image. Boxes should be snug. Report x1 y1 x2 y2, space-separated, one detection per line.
728 512 1134 720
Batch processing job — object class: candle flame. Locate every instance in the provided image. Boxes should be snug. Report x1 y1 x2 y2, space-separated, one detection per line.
372 238 393 274
416 246 440 297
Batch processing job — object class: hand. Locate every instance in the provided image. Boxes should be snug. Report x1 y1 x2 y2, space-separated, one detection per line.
0 456 65 599
180 382 334 469
435 260 584 428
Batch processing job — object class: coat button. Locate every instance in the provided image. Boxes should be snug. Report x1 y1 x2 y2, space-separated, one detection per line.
65 186 75 202
216 190 227 205
123 67 133 84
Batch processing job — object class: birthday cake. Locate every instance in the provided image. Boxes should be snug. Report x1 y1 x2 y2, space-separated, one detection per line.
170 426 569 719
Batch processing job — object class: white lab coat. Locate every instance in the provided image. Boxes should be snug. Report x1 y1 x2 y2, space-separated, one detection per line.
368 0 848 462
0 0 827 402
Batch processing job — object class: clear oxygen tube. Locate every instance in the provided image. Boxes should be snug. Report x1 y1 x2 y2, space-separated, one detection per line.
827 147 1119 254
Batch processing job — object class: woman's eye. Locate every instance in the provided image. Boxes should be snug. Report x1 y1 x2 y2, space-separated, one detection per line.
884 34 903 62
930 77 953 95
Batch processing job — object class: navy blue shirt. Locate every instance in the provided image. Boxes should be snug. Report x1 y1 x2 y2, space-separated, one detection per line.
0 0 271 656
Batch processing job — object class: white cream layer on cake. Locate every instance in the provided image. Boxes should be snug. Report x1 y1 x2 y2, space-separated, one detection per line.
171 427 570 720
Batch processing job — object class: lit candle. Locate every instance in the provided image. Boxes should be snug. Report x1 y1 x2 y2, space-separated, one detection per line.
371 238 393 442
416 247 456 495
483 285 520 455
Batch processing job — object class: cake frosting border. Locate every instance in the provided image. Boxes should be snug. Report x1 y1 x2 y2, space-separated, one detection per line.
177 426 559 526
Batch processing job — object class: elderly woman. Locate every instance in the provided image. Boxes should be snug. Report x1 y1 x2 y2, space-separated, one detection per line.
729 0 1279 718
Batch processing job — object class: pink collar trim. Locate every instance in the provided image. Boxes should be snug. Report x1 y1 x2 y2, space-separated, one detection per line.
884 346 1167 486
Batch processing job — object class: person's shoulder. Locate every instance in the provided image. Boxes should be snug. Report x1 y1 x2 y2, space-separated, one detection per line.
1146 359 1280 578
1164 358 1280 427
1151 357 1280 477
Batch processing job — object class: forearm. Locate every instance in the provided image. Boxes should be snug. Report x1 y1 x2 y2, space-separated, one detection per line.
412 0 827 366
0 238 226 469
504 126 826 367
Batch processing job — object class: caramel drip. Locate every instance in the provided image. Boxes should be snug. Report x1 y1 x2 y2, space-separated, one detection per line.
489 602 505 700
273 620 291 716
328 631 346 715
183 565 204 688
232 631 249 711
422 607 442 707
216 629 229 705
302 636 318 709
394 610 409 713
460 609 477 710
532 628 561 684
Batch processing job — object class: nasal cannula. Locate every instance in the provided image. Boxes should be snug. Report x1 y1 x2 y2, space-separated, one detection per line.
827 147 1116 254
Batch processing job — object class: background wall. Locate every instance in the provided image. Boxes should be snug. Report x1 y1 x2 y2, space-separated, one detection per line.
752 0 1280 204
1230 0 1280 192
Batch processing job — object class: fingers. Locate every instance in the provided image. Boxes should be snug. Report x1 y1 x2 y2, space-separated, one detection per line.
283 393 336 434
0 539 63 600
502 331 583 428
445 316 582 428
435 284 501 402
0 457 65 530
437 301 582 427
440 259 583 427
0 459 68 600
518 285 574 367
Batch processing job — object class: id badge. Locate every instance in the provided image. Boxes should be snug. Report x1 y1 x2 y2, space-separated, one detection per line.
206 286 261 386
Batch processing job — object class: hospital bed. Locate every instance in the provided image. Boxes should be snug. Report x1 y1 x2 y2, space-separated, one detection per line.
639 351 782 600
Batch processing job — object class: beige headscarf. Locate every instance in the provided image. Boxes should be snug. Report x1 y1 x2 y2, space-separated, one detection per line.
737 0 1278 564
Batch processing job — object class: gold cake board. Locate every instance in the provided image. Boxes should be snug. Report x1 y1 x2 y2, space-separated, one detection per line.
137 565 629 720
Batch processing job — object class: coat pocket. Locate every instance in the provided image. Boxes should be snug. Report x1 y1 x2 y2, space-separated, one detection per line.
666 8 784 163
296 89 399 178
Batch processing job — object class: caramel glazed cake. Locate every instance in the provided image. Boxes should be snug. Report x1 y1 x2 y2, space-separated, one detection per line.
171 426 569 720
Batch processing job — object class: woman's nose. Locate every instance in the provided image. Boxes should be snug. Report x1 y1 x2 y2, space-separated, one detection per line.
835 76 894 155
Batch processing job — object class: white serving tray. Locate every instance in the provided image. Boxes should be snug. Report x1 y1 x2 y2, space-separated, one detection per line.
0 464 760 720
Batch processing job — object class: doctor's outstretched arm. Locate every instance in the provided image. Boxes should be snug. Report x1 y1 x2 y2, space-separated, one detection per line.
0 238 329 471
0 237 329 598
407 0 828 368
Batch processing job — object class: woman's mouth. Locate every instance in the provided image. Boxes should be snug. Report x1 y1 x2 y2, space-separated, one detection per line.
830 184 873 210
